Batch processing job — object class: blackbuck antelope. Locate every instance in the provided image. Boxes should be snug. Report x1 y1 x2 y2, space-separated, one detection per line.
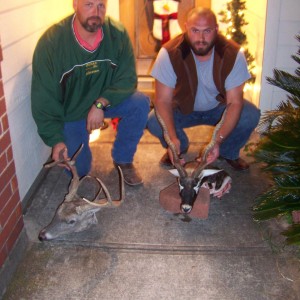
156 109 232 214
38 144 124 241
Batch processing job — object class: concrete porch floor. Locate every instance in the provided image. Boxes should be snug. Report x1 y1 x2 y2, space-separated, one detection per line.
3 121 300 300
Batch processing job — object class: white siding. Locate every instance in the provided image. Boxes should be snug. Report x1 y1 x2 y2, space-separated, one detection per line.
260 0 300 112
0 1 73 200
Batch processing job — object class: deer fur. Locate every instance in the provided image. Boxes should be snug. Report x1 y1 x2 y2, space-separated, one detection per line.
38 144 124 241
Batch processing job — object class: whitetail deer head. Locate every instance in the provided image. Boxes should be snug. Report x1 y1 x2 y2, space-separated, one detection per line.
156 108 232 214
38 144 124 241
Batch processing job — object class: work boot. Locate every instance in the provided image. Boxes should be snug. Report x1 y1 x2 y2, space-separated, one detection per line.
159 151 186 168
114 163 143 186
159 152 173 167
221 157 249 171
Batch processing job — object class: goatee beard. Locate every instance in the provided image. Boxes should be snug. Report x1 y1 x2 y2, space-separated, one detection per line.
82 17 102 32
191 41 214 56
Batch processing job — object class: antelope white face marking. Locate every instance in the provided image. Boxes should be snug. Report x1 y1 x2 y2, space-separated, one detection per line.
193 181 201 194
178 181 184 191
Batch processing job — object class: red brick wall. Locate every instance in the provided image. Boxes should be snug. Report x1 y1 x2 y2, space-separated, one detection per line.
0 43 24 268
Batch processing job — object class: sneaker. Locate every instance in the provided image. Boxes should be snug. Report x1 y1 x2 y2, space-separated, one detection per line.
114 163 143 186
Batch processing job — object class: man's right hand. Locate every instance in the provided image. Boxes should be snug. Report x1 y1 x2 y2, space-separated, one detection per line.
167 137 185 166
52 142 69 162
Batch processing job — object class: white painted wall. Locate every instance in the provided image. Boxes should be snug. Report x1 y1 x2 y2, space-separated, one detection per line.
0 1 73 201
260 0 300 112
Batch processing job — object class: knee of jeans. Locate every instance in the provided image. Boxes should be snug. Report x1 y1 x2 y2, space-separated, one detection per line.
249 108 261 129
243 102 261 124
147 114 162 137
240 106 261 130
133 92 151 113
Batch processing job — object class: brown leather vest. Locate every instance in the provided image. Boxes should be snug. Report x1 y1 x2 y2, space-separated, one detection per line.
163 33 240 114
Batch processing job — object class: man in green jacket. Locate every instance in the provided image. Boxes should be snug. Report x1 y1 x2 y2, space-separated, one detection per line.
31 0 150 186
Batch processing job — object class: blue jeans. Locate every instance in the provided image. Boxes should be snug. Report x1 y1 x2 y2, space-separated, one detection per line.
64 91 150 177
147 100 260 160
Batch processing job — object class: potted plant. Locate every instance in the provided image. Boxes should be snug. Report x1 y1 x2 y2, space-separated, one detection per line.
252 35 300 246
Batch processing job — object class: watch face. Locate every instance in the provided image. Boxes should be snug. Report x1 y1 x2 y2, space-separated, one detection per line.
95 102 104 109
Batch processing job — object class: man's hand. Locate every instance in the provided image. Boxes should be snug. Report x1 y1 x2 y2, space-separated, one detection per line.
87 105 105 132
167 137 185 165
196 142 220 165
51 143 70 171
205 143 220 164
52 143 68 161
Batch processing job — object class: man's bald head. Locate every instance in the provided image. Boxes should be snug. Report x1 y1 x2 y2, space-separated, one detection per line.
186 7 217 26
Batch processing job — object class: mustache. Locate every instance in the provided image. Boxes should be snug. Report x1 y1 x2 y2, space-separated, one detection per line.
194 41 208 46
87 16 101 22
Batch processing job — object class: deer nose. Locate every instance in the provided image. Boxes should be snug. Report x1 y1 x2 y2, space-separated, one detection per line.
38 229 53 241
38 229 47 241
181 204 192 214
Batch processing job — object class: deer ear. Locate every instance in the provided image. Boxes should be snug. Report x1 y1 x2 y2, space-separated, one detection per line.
169 169 180 177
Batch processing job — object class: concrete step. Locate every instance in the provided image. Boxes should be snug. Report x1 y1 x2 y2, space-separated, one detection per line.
138 76 155 102
137 76 154 89
136 58 155 76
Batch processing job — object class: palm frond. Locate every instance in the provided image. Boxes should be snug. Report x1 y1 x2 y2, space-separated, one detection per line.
266 70 300 98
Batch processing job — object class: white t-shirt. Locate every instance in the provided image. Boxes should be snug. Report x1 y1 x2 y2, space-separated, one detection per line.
151 47 251 111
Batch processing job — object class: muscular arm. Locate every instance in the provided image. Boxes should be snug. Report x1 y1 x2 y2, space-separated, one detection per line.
153 80 182 160
217 83 244 142
153 80 176 137
205 83 245 164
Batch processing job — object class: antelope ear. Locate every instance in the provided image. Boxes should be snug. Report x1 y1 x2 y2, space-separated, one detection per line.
199 169 223 179
169 169 180 177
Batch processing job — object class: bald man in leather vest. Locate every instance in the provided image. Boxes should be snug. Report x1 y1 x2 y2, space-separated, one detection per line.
147 7 260 171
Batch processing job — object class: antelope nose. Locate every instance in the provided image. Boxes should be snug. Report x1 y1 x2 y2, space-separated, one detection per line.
181 204 192 214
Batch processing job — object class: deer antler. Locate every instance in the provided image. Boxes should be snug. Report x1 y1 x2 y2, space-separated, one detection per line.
155 110 187 178
80 166 125 210
192 105 230 178
44 144 124 208
155 106 229 179
44 144 84 202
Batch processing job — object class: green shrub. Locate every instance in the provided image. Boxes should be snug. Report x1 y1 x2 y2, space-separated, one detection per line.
253 35 300 246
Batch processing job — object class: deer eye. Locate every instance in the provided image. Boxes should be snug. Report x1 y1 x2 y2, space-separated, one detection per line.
68 219 76 225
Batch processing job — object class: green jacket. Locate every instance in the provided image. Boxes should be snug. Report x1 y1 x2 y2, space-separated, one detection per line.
31 14 137 147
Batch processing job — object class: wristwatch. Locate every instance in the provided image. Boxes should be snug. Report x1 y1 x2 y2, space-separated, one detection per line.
94 100 107 110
